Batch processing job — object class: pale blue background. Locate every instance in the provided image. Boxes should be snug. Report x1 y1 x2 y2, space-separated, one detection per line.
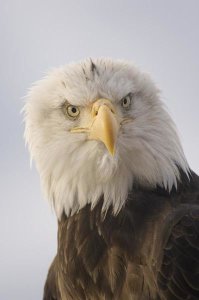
0 1 199 299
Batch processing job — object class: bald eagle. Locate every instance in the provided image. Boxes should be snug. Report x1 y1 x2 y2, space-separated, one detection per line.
24 58 199 300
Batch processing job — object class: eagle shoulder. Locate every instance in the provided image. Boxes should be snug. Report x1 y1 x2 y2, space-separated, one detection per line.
158 205 199 299
157 171 199 299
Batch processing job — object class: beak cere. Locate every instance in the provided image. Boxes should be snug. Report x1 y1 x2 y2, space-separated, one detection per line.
89 99 119 155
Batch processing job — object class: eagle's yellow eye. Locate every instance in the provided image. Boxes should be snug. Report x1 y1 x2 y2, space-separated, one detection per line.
121 94 132 109
66 105 80 118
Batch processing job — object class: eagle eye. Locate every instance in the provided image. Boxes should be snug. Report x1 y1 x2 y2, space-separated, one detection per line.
65 105 80 119
121 93 132 109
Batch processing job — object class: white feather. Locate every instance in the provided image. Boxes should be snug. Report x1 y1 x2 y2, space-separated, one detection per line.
24 58 189 219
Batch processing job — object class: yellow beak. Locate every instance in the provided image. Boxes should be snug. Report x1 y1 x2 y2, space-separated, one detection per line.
89 99 119 155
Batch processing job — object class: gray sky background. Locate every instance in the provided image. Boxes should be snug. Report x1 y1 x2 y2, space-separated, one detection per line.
0 1 199 299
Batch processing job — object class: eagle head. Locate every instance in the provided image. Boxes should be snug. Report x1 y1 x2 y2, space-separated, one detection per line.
24 58 189 218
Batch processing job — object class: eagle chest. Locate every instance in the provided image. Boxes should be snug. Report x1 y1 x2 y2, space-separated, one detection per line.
56 202 165 300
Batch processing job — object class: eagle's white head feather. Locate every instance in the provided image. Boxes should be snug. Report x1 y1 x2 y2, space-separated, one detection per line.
24 58 189 218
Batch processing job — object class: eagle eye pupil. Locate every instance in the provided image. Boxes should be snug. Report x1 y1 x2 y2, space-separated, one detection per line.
123 98 127 104
72 107 77 113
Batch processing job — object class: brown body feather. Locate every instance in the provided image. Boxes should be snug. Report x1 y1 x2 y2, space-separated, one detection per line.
43 171 199 300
